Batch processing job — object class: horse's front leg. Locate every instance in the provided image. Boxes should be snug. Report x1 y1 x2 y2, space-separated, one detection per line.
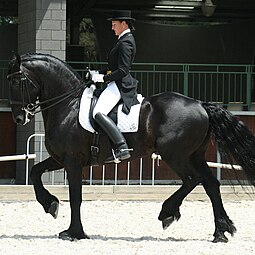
30 157 62 218
59 161 89 241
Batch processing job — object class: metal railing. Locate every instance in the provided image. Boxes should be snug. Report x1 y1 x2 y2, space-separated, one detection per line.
25 134 245 186
68 61 255 109
1 60 255 109
26 134 168 185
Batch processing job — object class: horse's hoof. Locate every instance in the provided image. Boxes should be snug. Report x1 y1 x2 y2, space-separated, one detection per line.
212 235 228 243
162 216 175 230
48 201 59 219
59 231 74 241
59 230 90 241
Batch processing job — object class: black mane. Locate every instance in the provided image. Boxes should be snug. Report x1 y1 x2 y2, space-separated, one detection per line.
21 52 83 82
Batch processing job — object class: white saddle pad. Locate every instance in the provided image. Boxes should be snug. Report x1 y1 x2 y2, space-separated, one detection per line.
78 86 144 133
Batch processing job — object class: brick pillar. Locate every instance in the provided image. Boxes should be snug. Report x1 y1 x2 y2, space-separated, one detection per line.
18 0 66 59
16 0 66 184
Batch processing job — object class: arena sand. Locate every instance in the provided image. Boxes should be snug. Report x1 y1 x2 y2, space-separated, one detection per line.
0 200 254 255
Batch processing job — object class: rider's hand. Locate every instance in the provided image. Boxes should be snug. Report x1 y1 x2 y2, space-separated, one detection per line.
89 70 99 76
85 70 98 81
92 73 104 83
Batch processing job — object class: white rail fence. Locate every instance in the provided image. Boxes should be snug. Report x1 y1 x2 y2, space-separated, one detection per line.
0 154 36 162
0 133 243 186
25 134 45 185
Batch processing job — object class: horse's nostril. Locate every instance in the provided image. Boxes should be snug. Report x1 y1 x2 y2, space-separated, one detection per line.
28 113 34 120
15 115 24 124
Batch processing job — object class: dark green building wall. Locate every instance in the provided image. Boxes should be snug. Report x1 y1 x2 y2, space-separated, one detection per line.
92 14 255 65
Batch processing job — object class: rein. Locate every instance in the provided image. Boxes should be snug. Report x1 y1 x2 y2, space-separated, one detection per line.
8 69 92 115
32 83 89 114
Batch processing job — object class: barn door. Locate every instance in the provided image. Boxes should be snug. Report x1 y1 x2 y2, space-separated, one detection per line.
0 112 16 179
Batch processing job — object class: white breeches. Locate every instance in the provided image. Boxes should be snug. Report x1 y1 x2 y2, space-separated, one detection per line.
93 81 121 118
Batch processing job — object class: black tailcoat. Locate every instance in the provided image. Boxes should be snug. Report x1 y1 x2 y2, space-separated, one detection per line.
102 32 139 114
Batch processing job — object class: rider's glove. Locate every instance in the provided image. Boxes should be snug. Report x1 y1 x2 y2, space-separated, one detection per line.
85 70 98 80
89 70 99 76
92 73 104 83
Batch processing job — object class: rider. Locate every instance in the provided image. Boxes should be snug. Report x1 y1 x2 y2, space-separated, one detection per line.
91 10 139 163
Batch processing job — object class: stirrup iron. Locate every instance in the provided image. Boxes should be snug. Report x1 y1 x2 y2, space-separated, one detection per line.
111 149 121 164
107 148 133 164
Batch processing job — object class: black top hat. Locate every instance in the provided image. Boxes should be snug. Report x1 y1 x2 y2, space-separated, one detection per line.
107 10 135 21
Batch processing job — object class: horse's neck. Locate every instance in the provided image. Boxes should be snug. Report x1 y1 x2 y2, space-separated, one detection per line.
36 65 81 121
41 83 80 132
38 65 81 99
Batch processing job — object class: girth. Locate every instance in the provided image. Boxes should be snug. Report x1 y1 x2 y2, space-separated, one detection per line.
88 88 119 166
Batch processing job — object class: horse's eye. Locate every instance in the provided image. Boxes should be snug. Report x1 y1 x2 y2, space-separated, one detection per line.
12 77 20 86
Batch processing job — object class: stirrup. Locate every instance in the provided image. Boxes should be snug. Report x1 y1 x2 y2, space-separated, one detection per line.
111 149 121 164
105 148 133 164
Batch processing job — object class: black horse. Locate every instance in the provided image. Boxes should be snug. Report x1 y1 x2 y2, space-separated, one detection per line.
7 53 255 242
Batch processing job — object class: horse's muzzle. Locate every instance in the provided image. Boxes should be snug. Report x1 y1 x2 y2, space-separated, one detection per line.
15 113 26 125
15 110 33 125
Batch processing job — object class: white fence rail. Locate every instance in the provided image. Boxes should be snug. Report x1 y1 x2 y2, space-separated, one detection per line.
0 134 244 186
0 154 36 162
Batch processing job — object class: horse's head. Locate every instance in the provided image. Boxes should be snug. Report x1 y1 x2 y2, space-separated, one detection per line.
7 53 40 125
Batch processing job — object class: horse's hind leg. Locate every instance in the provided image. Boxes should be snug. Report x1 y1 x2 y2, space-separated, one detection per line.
158 178 200 229
200 165 236 242
30 157 62 218
158 161 201 229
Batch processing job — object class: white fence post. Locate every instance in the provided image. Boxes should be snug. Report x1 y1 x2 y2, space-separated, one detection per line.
26 133 45 185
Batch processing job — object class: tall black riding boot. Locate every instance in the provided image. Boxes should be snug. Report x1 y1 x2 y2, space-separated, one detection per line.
94 112 131 163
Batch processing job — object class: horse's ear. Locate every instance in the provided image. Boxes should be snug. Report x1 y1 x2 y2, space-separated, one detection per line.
12 52 21 68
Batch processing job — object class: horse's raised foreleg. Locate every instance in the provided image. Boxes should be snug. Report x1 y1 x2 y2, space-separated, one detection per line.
59 161 89 241
201 167 236 243
30 157 62 218
158 176 200 229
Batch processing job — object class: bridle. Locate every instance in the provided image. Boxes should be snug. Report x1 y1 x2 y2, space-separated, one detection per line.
7 70 39 117
7 68 92 117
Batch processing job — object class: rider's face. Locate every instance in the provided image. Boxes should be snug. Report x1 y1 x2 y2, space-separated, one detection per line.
111 20 128 36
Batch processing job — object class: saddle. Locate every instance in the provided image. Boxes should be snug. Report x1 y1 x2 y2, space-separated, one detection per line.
88 88 119 132
78 85 143 166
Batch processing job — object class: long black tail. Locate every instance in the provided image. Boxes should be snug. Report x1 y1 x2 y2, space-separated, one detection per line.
202 102 255 185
